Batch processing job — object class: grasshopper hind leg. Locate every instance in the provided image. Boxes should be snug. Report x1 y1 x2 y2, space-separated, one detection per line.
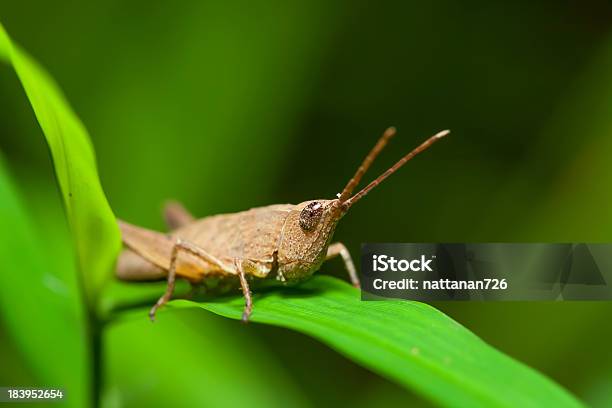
117 249 166 281
163 200 195 229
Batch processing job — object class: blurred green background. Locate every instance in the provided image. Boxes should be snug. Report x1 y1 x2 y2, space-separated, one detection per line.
1 0 612 406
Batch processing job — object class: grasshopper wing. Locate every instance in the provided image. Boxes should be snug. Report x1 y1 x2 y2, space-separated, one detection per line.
118 220 229 281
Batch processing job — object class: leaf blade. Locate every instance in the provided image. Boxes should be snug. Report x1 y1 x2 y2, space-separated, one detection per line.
0 23 121 303
170 276 583 408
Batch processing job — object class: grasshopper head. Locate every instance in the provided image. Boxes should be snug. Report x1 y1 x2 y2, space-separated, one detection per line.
276 127 449 283
276 199 345 283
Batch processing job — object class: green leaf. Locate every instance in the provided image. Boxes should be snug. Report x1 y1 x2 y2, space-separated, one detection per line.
170 276 583 408
0 156 90 408
0 23 121 303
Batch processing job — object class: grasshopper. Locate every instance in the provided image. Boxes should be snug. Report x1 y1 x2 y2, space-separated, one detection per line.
116 127 449 322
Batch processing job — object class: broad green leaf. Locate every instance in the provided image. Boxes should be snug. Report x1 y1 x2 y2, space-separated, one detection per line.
0 156 90 408
170 276 583 408
0 23 120 303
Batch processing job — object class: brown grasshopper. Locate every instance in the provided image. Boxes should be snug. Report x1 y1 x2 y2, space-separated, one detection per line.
116 127 449 322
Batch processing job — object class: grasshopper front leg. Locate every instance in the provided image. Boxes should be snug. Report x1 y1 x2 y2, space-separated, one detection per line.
325 242 360 288
149 238 231 321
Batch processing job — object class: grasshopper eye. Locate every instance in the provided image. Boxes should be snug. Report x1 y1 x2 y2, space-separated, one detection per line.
299 201 323 231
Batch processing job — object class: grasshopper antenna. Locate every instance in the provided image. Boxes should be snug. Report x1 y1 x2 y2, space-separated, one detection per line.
338 126 397 202
344 129 450 208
